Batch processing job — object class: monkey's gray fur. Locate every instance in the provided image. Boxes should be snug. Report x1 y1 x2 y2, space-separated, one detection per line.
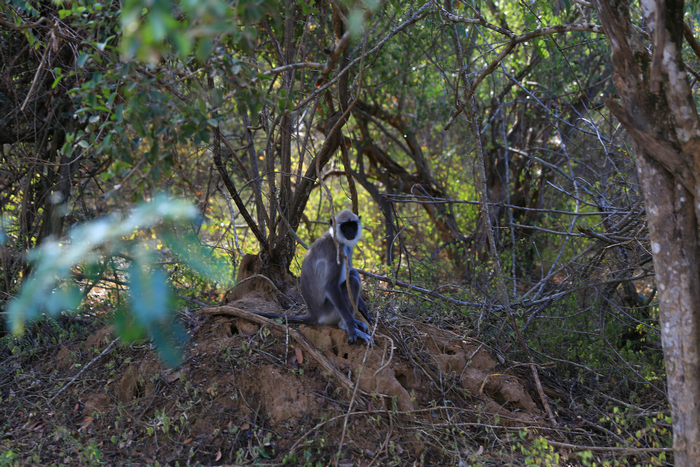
256 209 373 344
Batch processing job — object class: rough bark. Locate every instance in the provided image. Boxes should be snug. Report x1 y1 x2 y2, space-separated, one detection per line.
593 0 700 463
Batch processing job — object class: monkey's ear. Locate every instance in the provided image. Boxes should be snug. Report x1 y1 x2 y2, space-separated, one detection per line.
358 216 362 221
328 217 333 226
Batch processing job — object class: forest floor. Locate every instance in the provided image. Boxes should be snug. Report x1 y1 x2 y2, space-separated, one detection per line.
0 278 672 466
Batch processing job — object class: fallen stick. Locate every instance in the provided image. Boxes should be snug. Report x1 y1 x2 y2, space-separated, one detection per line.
200 306 357 395
48 337 120 405
547 440 673 453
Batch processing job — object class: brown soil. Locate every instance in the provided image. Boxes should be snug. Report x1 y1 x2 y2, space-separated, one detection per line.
0 286 589 465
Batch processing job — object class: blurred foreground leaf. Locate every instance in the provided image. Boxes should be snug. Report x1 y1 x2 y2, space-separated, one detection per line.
6 195 218 366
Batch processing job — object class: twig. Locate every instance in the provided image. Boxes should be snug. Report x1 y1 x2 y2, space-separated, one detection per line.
356 269 483 307
384 193 615 216
443 22 604 130
287 405 552 454
293 2 434 112
48 337 120 405
683 22 700 61
315 0 376 87
547 440 673 453
316 35 365 265
277 209 310 250
467 95 557 425
263 62 324 75
338 35 367 315
21 32 52 112
218 186 243 256
212 124 269 251
0 12 49 30
373 335 395 378
336 304 378 462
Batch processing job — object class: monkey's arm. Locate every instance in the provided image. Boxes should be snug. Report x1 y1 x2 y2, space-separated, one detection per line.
348 269 373 325
324 280 372 344
324 280 359 342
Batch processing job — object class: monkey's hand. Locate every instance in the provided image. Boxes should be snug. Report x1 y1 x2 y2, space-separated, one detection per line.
340 316 374 345
353 319 370 334
348 322 374 345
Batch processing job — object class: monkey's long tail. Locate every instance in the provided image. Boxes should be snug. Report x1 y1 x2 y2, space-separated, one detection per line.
253 312 317 325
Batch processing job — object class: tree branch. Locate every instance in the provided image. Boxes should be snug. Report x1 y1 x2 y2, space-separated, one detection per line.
683 22 700 61
213 125 270 251
444 22 605 130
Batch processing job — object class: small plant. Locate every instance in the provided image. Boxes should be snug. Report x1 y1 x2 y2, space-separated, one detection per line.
155 410 172 435
578 450 595 467
78 441 104 465
522 436 560 466
0 449 19 467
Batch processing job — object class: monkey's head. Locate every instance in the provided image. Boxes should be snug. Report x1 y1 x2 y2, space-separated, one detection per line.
329 209 362 246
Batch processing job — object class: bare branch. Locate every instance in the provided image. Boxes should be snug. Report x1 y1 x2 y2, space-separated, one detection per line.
683 22 700 61
0 12 49 30
444 22 605 130
263 62 324 75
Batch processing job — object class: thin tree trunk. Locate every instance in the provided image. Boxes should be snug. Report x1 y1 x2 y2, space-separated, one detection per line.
593 0 700 462
636 149 700 465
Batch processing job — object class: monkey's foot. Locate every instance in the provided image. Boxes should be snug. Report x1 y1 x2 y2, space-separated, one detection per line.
352 328 374 345
353 319 370 334
341 319 374 345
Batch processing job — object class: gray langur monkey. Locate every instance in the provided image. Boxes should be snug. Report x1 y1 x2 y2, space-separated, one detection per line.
255 209 373 344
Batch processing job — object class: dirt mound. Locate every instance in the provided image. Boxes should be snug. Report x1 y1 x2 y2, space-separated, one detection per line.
238 364 324 422
3 288 553 465
216 265 541 425
197 299 541 427
421 328 539 416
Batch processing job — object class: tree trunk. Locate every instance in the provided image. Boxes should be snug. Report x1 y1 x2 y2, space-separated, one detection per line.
593 0 700 463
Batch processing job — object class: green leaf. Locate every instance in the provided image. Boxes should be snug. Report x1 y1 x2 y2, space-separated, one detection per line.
129 265 170 323
77 53 90 67
195 37 213 63
348 9 364 39
148 321 186 367
366 0 380 12
52 75 64 89
114 306 145 343
127 265 186 366
7 196 199 335
172 34 192 58
533 37 550 59
162 230 230 283
44 284 82 317
114 103 124 123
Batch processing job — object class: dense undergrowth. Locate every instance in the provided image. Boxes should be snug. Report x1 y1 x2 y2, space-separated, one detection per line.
1 0 686 464
0 274 673 466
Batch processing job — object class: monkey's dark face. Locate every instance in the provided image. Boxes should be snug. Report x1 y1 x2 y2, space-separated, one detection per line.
329 210 362 245
339 219 359 241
